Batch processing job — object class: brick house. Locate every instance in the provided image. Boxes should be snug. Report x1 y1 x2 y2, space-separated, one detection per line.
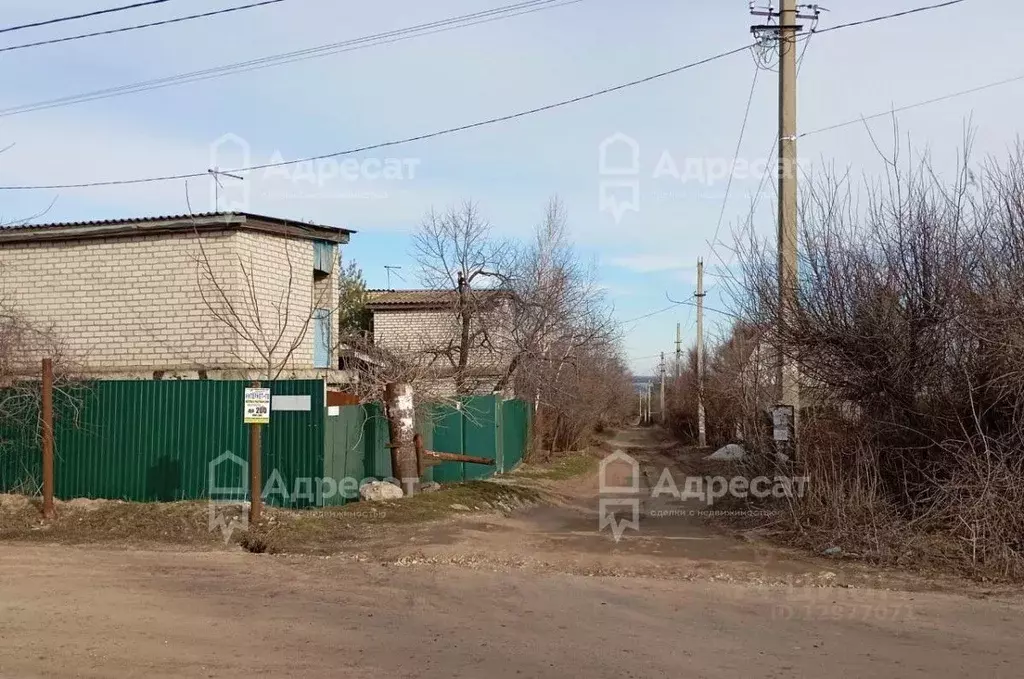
365 289 512 393
0 212 352 380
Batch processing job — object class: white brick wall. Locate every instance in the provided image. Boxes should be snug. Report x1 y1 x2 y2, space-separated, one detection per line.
371 307 508 374
0 230 338 375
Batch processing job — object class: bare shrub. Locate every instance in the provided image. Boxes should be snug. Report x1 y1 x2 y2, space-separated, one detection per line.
528 344 635 456
0 296 79 497
667 322 774 449
715 133 1024 580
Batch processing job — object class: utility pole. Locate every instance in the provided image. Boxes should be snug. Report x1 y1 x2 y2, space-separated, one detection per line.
640 385 646 424
777 0 800 434
659 352 666 424
696 259 706 448
751 0 818 456
640 382 649 425
675 323 682 379
647 383 653 425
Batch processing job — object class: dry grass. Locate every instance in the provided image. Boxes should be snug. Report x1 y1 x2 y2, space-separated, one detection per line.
0 481 542 555
677 439 1024 583
0 494 227 548
509 450 596 481
242 481 541 554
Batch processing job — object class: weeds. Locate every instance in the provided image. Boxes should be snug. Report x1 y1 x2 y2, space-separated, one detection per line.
670 135 1024 582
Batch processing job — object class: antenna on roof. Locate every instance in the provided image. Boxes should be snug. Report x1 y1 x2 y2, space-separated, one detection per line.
384 265 404 290
207 167 244 211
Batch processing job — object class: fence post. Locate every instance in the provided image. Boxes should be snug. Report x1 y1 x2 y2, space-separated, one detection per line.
249 380 262 524
41 358 55 519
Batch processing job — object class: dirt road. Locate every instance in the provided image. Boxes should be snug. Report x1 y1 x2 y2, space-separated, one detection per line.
2 428 1022 678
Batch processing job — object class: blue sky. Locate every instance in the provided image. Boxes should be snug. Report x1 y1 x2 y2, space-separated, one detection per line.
1 0 1022 375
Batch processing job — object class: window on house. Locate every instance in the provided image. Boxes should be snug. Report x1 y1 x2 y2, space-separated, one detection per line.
313 308 332 368
313 241 335 276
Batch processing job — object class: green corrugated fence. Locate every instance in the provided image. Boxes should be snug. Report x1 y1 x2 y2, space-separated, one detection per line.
501 398 531 471
0 380 324 507
0 382 531 506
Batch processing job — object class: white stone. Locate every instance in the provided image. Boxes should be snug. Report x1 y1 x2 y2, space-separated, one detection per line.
706 444 746 461
359 480 404 502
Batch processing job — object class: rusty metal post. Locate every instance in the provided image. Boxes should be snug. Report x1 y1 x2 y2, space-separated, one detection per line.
41 358 55 519
249 380 262 524
384 382 418 491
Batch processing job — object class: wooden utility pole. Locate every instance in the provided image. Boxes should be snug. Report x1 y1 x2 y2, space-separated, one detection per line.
248 380 262 524
659 353 666 424
696 259 707 448
41 358 55 519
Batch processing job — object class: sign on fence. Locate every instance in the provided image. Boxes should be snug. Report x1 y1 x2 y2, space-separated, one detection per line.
244 388 271 424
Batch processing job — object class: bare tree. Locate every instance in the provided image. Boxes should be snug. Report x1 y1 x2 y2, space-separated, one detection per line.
411 201 511 393
180 190 337 382
193 234 329 381
494 197 617 398
486 198 625 453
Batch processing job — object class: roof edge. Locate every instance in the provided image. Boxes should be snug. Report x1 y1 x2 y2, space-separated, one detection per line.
0 212 353 245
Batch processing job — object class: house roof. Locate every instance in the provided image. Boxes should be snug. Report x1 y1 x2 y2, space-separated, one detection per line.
0 211 354 245
367 288 506 311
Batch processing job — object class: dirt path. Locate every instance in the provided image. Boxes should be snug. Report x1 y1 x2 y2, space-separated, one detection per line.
2 427 1023 677
370 428 954 591
1 545 1022 678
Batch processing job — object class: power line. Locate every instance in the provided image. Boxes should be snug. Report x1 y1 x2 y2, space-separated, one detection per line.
706 68 1021 294
0 0 177 35
705 0 973 279
649 1 972 345
0 0 581 118
702 131 776 291
812 0 967 35
623 303 685 325
709 63 759 262
627 353 664 362
801 72 1024 138
0 1 988 192
796 23 815 74
0 0 291 54
0 42 754 190
668 298 740 320
622 294 712 331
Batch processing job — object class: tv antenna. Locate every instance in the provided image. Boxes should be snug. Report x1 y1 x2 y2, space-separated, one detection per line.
384 265 404 290
208 167 244 211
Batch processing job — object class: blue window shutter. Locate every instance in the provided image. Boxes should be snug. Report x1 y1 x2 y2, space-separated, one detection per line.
313 308 332 368
313 241 335 275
